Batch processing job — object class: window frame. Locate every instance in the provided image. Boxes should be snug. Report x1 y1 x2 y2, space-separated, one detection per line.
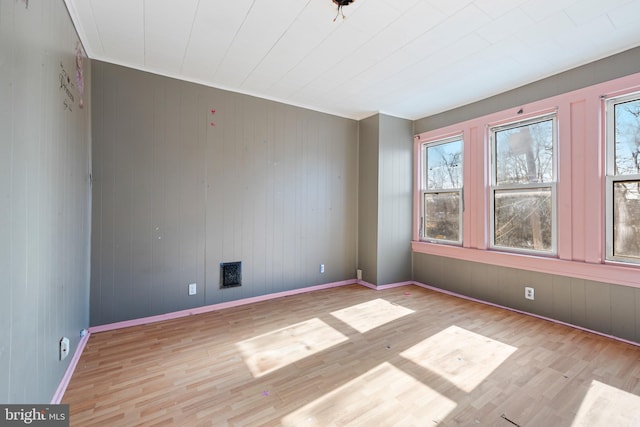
420 134 464 245
489 113 558 256
605 91 640 265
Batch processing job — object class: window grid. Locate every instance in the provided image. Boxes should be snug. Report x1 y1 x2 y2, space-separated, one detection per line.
421 135 464 245
489 114 557 255
605 91 640 264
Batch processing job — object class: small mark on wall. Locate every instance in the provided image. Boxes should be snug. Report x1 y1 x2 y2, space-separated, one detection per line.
59 62 75 112
76 42 85 108
209 107 216 127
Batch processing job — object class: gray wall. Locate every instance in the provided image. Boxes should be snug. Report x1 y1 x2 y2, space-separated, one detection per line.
414 253 640 343
357 114 413 286
0 0 92 403
377 114 413 285
415 46 640 133
90 62 358 326
357 115 379 285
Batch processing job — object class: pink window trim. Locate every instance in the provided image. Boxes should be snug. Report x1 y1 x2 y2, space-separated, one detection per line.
413 72 640 287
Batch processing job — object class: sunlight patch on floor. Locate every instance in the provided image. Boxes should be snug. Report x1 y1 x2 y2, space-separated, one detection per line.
571 380 640 426
236 318 348 378
281 362 456 426
400 325 517 392
329 298 415 333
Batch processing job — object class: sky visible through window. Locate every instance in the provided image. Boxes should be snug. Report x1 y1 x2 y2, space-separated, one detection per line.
426 139 462 190
614 99 640 176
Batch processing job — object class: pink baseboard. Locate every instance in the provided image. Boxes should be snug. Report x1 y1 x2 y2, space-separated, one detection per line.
372 281 414 290
89 280 355 333
355 280 413 290
356 280 377 290
411 281 640 348
51 332 91 404
53 279 357 402
53 277 639 403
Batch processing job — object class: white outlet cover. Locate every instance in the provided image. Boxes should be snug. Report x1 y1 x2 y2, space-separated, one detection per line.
188 283 197 295
60 337 70 360
525 287 534 300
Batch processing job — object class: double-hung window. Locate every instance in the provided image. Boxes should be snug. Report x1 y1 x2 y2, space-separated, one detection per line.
606 92 640 264
421 136 463 244
489 114 557 254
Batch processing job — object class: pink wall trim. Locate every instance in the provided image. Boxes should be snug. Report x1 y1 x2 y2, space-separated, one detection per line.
375 281 414 290
50 332 91 404
413 241 640 288
413 72 640 286
356 280 413 290
411 281 640 348
357 280 377 290
77 278 412 339
89 280 356 334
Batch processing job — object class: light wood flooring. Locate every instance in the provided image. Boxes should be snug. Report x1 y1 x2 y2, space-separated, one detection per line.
63 284 640 426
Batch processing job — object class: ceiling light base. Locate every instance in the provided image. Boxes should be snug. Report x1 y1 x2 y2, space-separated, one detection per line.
332 0 355 22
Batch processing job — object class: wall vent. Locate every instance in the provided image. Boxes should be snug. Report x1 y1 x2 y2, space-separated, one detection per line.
220 261 242 288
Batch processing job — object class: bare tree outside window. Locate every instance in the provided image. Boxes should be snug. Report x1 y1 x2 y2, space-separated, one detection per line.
426 141 462 190
422 138 463 243
491 118 556 253
424 192 460 241
495 122 554 185
611 98 640 260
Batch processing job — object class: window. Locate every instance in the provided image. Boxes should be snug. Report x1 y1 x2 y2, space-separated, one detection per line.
421 136 463 244
490 115 557 254
606 92 640 264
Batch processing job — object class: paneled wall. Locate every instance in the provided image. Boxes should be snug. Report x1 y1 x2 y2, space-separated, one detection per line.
358 114 413 286
377 114 413 285
0 0 92 403
357 115 380 285
90 62 358 326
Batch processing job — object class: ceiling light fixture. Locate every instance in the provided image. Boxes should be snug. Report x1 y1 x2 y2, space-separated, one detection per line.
332 0 355 22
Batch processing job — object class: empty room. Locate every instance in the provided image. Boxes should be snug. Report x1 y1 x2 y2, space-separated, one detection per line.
2 0 640 425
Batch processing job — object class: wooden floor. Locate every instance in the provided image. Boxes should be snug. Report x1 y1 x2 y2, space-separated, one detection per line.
63 284 640 426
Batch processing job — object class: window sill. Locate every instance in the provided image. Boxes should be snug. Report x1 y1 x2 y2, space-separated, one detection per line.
412 241 640 288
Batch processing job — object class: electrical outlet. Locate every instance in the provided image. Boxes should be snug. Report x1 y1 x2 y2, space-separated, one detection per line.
525 286 535 300
356 269 362 280
188 283 197 296
320 264 325 274
60 337 70 360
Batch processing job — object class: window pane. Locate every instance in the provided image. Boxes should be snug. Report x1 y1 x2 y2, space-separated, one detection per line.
494 188 552 251
614 99 640 176
424 192 460 241
495 120 553 185
613 181 640 259
426 139 462 190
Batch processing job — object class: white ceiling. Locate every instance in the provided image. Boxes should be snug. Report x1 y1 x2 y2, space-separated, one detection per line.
64 0 640 120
